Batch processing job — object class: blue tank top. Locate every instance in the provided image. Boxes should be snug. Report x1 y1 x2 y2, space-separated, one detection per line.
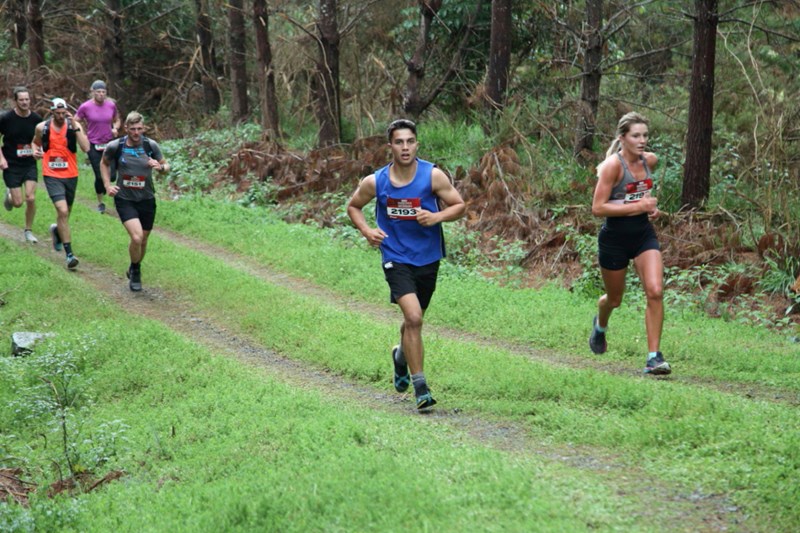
375 158 445 266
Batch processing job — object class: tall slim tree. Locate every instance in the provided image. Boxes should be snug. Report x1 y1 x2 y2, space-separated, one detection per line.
11 0 27 48
228 0 249 123
485 0 512 111
573 0 603 158
402 0 485 119
103 0 126 111
403 0 442 118
27 0 45 69
682 0 718 209
195 0 220 113
315 0 341 146
253 0 280 139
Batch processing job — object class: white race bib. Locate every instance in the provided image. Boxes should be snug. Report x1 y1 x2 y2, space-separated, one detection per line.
94 143 107 151
48 158 68 169
387 197 421 220
623 178 653 204
122 175 146 189
16 144 33 157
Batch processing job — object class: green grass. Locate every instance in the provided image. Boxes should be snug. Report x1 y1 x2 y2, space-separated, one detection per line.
1 167 799 530
2 241 666 533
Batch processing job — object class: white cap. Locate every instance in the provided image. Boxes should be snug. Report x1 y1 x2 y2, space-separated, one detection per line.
51 98 68 110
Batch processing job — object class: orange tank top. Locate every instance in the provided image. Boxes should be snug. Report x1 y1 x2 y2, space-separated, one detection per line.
43 123 78 178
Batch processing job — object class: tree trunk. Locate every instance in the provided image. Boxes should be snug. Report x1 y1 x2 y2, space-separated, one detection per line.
11 0 27 48
315 0 341 147
228 0 249 123
253 0 280 139
27 0 45 69
195 0 220 113
485 0 512 111
403 0 442 118
103 0 126 112
573 0 603 159
682 0 718 209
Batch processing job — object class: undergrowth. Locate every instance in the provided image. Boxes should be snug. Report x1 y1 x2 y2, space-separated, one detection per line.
159 119 800 335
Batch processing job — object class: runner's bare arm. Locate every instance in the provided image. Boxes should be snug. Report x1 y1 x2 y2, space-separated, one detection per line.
31 123 44 159
100 151 118 196
416 167 466 227
347 174 387 246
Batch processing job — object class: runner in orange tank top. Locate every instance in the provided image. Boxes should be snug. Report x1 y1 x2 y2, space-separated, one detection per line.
32 98 89 270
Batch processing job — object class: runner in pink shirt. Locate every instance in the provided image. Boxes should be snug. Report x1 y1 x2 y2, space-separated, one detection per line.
75 80 120 214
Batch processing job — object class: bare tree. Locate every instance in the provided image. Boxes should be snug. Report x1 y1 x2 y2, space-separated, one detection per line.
11 0 27 48
315 0 341 146
485 0 512 111
195 0 220 113
28 0 45 69
402 0 485 119
682 0 718 209
103 0 126 111
229 0 249 123
253 0 280 138
573 0 603 158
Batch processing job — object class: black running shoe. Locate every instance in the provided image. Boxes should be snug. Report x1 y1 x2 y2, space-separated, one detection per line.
415 385 437 410
392 345 410 392
65 254 79 270
589 315 607 354
644 352 671 375
127 268 142 292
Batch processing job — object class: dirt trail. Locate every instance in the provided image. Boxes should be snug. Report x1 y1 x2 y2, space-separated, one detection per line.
0 219 747 531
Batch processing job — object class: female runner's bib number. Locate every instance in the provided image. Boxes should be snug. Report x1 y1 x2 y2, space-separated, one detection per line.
387 197 421 220
624 178 653 203
122 175 146 189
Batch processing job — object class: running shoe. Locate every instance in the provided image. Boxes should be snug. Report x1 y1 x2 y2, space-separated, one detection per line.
644 352 671 375
24 230 38 244
3 189 11 211
415 385 437 410
65 254 79 270
589 315 607 354
127 268 142 292
392 345 410 392
49 224 62 252
97 202 106 214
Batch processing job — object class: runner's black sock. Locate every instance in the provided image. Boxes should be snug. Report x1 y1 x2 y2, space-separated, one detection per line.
63 242 73 255
411 373 428 396
131 262 141 272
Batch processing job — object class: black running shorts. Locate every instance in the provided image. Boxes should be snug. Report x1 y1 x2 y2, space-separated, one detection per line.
382 260 440 309
3 165 38 188
114 196 157 231
598 221 660 271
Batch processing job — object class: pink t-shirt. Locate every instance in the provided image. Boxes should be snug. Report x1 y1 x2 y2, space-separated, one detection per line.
75 99 118 145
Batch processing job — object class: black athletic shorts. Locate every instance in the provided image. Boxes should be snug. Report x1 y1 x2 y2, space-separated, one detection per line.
115 197 157 231
598 219 660 271
44 176 78 206
382 260 440 309
3 165 38 188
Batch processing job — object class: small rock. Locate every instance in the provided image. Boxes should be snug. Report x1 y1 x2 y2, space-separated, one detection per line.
11 332 56 356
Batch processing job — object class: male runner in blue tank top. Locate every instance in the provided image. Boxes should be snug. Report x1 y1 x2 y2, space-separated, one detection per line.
347 119 466 409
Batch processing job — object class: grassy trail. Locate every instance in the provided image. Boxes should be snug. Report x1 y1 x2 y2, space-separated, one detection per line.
1 178 798 531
